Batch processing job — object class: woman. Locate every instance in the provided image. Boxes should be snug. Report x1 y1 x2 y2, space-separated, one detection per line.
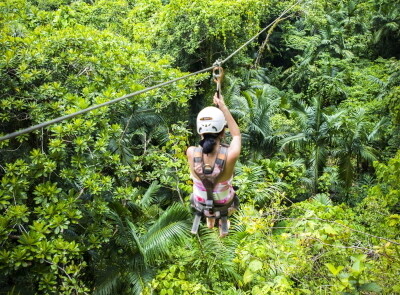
187 93 241 237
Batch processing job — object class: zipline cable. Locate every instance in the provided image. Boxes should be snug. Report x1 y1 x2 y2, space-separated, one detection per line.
0 0 301 143
0 67 213 142
220 0 301 65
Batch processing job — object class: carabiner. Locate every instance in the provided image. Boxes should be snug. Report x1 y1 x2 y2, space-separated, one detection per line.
212 65 224 98
212 66 224 84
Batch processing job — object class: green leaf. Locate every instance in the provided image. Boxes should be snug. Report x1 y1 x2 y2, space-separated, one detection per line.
359 282 382 292
243 269 253 284
248 259 263 272
351 260 361 274
325 263 344 276
323 224 338 235
393 284 400 292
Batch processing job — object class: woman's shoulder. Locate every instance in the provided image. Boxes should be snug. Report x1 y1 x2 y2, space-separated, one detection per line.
186 146 196 158
227 136 241 161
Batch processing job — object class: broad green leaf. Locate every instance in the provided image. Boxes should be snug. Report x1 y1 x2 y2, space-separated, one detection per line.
243 269 254 284
323 224 338 235
359 283 382 292
325 263 344 276
351 260 361 274
248 259 263 272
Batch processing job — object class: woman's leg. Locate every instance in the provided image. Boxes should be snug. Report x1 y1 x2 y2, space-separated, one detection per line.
206 217 215 228
219 219 230 237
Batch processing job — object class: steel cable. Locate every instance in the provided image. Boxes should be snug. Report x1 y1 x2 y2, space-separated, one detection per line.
0 0 301 142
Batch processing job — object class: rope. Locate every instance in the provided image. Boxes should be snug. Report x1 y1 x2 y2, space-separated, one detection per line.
0 0 301 143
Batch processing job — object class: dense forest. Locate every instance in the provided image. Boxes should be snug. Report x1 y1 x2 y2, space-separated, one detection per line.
1 0 399 294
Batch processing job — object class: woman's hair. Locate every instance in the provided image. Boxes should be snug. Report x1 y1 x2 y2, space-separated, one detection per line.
199 131 223 154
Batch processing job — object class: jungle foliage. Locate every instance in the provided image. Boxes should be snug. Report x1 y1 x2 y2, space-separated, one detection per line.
0 0 399 294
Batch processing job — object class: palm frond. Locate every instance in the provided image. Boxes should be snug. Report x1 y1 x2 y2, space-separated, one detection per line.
225 217 247 240
385 21 399 31
241 90 256 109
368 117 388 141
126 201 143 219
338 155 354 189
300 176 314 190
324 110 345 124
253 183 284 207
372 28 383 44
235 163 265 179
93 267 120 295
141 203 191 264
312 146 328 169
125 270 154 295
109 136 134 163
139 181 161 208
312 193 333 206
126 110 164 131
289 99 307 114
229 94 249 118
359 146 378 163
195 227 240 280
279 133 306 151
107 209 137 251
285 158 306 168
127 220 148 266
261 84 281 101
223 76 242 100
342 49 354 59
367 75 386 87
151 124 169 146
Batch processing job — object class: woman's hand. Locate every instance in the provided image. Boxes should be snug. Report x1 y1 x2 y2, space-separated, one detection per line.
213 93 226 109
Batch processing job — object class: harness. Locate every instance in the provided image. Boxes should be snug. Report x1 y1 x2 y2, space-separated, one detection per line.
190 144 238 235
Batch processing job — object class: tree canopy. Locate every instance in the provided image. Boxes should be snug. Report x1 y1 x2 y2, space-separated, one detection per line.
1 0 399 294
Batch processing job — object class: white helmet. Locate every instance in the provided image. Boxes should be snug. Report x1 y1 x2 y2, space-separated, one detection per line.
196 106 226 134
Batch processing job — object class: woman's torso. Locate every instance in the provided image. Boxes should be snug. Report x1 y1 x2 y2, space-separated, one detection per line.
191 175 235 203
189 145 236 203
189 145 234 183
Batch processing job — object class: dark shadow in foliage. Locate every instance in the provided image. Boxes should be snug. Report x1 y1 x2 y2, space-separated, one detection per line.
109 108 168 165
371 0 400 58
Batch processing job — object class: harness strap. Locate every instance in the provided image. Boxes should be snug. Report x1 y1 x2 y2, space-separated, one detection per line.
190 194 239 235
193 145 228 170
190 194 236 216
191 144 231 234
193 145 228 204
215 147 228 169
193 148 202 163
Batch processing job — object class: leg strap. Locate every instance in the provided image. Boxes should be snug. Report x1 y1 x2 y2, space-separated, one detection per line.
190 194 237 235
191 211 202 234
219 216 229 236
